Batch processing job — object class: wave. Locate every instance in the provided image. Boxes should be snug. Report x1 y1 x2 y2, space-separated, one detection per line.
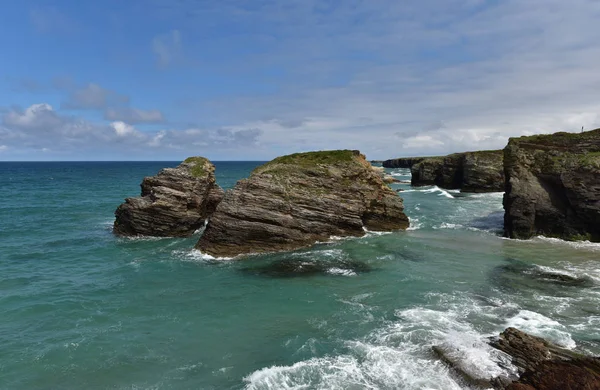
534 236 600 252
505 310 576 349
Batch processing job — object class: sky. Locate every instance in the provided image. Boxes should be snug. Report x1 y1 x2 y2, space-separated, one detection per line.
1 0 600 161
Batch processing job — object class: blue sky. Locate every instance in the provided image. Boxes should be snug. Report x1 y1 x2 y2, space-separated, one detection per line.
1 0 600 161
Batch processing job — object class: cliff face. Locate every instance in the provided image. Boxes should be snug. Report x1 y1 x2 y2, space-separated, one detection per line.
410 150 504 192
113 157 224 237
382 157 427 168
196 150 409 257
503 129 600 242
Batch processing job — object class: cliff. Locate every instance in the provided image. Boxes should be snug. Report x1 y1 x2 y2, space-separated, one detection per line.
196 150 409 257
503 129 600 242
113 157 224 237
411 150 505 192
382 157 427 168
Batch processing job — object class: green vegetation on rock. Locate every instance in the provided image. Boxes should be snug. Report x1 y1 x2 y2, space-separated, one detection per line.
253 150 360 175
183 156 209 177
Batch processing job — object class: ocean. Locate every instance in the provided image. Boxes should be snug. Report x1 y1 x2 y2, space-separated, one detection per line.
1 161 599 389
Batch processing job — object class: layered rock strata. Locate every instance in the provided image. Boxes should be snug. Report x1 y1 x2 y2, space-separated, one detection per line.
114 157 224 237
196 150 409 257
410 150 505 192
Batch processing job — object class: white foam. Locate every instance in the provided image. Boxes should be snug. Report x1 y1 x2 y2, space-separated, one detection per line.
535 236 600 252
174 249 234 262
505 310 576 349
434 222 463 230
327 268 357 276
407 217 422 231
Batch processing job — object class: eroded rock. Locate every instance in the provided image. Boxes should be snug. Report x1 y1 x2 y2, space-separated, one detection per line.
113 157 224 237
503 129 600 242
196 150 409 257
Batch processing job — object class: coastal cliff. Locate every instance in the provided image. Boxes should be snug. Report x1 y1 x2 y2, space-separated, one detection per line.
196 150 409 257
503 129 600 242
410 150 505 192
382 157 427 168
113 157 224 237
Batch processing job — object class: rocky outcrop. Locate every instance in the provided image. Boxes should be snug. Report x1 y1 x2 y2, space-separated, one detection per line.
113 157 224 237
382 157 427 168
433 327 599 389
495 328 600 390
503 129 600 242
410 150 504 192
196 150 409 257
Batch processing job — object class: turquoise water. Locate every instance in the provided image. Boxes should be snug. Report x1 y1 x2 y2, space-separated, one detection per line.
1 162 599 389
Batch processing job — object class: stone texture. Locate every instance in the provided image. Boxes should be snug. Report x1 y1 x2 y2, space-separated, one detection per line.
113 157 224 237
382 157 427 168
503 129 600 242
410 150 504 192
196 150 409 257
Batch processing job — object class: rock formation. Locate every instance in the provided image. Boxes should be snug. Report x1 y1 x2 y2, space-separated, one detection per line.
503 129 600 242
196 150 409 257
411 150 505 192
382 157 427 168
433 327 600 389
113 157 224 237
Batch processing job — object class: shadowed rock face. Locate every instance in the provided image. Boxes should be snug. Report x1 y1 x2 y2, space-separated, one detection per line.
503 129 600 242
113 157 224 237
196 150 409 257
410 150 504 192
382 157 427 168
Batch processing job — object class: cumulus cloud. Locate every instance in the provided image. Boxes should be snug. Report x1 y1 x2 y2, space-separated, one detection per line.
152 30 182 68
105 107 164 124
63 83 129 110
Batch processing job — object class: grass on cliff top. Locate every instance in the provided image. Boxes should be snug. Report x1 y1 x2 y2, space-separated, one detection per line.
253 150 360 174
183 156 209 177
511 128 600 147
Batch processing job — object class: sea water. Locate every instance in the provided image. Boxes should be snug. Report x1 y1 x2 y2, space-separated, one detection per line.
0 162 599 389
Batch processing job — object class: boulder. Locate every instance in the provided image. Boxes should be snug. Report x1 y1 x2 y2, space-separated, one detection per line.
503 129 600 242
411 150 504 192
113 157 224 237
196 150 409 257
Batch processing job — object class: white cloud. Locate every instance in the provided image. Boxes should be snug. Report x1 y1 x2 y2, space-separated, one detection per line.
105 107 164 124
152 30 182 68
111 121 140 137
63 83 129 110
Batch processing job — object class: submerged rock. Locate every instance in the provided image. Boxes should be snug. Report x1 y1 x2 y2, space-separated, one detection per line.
411 150 504 192
113 157 224 237
382 157 428 168
196 150 409 257
241 257 371 278
503 129 600 242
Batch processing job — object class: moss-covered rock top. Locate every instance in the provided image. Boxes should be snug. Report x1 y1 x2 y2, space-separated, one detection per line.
182 156 211 177
510 128 600 148
253 150 362 175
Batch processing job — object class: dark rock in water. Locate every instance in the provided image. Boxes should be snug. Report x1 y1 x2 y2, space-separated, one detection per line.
411 150 504 192
506 359 600 390
113 157 224 237
241 257 371 278
196 150 409 257
382 157 427 168
503 128 600 242
396 188 404 192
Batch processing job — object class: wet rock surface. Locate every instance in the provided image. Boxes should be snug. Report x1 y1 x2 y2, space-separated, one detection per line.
503 128 600 242
196 150 409 257
382 157 428 168
114 157 224 237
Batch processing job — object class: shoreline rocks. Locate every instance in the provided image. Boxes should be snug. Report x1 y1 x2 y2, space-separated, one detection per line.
503 129 600 242
434 327 599 389
411 150 505 192
196 150 409 257
113 157 224 237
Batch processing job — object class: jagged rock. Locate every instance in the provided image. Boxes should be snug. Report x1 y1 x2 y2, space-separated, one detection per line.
503 129 600 242
196 150 409 257
492 328 600 390
113 157 224 237
411 150 504 192
382 157 428 168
